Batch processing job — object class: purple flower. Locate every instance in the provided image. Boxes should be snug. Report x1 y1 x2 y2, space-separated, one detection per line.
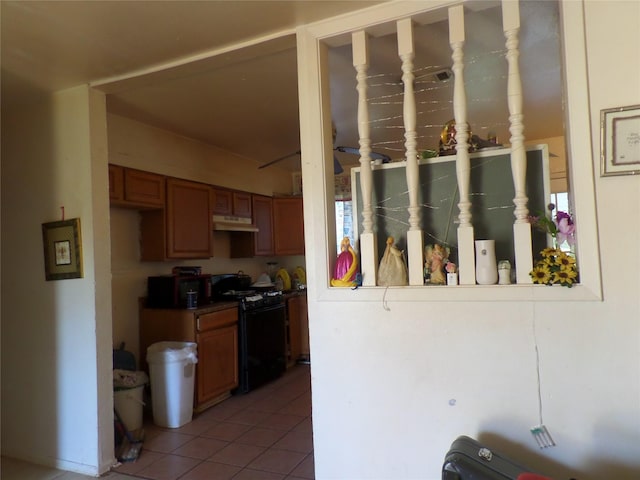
555 211 573 225
554 211 575 246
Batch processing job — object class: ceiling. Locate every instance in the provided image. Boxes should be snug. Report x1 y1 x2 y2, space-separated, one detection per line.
1 1 564 173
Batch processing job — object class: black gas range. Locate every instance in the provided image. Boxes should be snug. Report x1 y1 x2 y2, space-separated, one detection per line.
211 274 286 393
219 289 285 311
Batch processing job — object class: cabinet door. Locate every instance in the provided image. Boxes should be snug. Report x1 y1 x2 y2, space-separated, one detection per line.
299 293 309 358
196 325 239 405
125 169 165 207
109 164 124 202
252 194 274 256
233 191 252 218
286 296 302 367
166 178 213 258
109 164 165 208
212 189 232 215
273 197 304 255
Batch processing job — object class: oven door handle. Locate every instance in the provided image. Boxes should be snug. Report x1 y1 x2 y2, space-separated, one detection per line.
244 303 285 314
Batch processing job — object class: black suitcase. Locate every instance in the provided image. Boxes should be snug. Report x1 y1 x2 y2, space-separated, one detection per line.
442 435 535 480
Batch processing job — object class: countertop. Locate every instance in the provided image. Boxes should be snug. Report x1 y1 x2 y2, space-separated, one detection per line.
189 301 239 313
141 291 306 312
141 299 239 314
283 289 307 300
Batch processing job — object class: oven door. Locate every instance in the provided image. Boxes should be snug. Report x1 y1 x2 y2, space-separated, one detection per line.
238 303 286 393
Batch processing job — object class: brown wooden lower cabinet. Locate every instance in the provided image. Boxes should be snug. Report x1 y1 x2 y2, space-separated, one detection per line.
285 292 309 367
139 304 239 412
196 312 238 408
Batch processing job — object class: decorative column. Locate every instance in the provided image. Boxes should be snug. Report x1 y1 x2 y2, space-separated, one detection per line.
449 5 475 285
503 0 533 283
353 31 377 286
398 18 424 286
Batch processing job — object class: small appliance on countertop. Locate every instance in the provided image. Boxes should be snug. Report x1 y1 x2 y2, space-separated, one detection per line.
146 273 212 309
210 272 253 299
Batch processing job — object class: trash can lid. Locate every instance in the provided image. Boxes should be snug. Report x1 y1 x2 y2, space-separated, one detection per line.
113 369 149 390
146 341 198 364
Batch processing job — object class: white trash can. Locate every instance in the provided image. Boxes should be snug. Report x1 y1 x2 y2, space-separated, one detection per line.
146 341 198 428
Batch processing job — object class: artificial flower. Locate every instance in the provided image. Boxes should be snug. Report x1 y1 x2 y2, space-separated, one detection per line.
553 267 578 286
530 263 552 284
555 215 576 246
556 254 576 268
528 204 576 249
529 247 578 287
540 247 558 259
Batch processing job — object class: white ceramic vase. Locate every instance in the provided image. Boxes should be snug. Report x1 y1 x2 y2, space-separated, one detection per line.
475 239 498 285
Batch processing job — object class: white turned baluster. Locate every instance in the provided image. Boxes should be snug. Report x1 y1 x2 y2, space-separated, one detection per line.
353 31 377 286
398 18 424 286
503 0 533 283
449 5 475 285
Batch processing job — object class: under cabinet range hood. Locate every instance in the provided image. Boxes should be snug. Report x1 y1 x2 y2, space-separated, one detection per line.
212 215 259 233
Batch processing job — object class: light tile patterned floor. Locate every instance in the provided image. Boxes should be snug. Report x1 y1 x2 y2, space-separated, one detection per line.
1 364 313 480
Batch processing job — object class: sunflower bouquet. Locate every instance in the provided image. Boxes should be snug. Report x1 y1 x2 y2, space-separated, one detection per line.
529 204 579 287
530 247 578 287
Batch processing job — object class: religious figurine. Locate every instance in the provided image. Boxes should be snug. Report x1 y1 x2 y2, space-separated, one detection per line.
377 236 408 286
331 237 359 287
424 243 450 285
439 119 458 156
439 119 498 155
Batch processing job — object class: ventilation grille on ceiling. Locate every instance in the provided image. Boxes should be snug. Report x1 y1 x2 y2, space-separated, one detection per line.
415 68 453 84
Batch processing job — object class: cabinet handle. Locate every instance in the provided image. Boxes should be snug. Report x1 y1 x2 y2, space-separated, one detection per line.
196 316 200 331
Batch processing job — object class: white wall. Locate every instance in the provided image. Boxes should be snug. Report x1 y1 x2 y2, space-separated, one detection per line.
303 2 640 479
1 2 637 478
1 86 114 474
108 114 295 197
108 114 305 362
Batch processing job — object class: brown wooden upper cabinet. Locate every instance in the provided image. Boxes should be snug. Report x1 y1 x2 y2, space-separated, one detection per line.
109 164 124 201
230 194 274 258
212 188 252 218
233 192 252 218
109 164 165 209
212 188 232 215
273 197 304 256
253 195 275 256
140 178 213 260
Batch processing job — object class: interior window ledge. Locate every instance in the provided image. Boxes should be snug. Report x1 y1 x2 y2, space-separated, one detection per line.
319 283 602 303
299 1 603 306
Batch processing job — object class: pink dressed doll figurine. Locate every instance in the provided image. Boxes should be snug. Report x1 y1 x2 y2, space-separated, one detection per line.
331 237 359 287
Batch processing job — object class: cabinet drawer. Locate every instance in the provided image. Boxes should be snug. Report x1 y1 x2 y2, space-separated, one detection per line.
197 308 238 332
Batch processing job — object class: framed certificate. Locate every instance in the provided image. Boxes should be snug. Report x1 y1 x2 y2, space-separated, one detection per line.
601 104 640 176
